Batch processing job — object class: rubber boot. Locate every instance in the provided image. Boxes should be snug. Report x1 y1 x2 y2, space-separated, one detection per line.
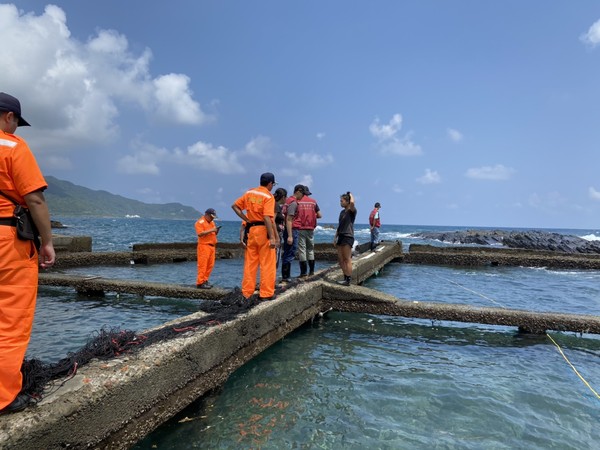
281 262 291 282
308 260 315 276
336 275 351 286
298 261 308 278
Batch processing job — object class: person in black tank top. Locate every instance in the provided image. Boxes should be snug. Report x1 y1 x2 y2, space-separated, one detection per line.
334 191 356 286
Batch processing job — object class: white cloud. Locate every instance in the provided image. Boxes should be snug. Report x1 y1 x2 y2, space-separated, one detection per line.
153 74 205 124
369 114 423 156
285 151 334 169
244 135 272 158
316 132 325 140
117 143 169 175
465 164 515 180
580 19 600 47
392 184 404 194
0 4 208 156
380 138 423 156
177 141 245 174
369 114 402 141
589 186 600 200
117 138 244 175
447 128 463 142
417 169 441 184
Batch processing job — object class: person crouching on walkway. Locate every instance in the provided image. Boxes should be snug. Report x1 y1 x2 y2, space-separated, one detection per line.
195 208 220 289
232 172 279 300
334 192 356 286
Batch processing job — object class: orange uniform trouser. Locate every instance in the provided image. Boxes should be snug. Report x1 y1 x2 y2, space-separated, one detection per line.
242 226 276 298
0 233 38 409
196 243 216 285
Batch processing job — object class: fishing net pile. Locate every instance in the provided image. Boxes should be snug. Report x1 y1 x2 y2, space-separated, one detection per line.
20 270 334 403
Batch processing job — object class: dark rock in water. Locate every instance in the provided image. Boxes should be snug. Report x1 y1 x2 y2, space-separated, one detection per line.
412 230 600 254
51 220 67 229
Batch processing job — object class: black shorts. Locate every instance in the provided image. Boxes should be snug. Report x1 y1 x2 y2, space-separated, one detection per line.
336 235 354 247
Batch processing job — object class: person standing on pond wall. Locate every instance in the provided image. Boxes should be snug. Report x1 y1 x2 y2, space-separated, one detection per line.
273 187 287 269
195 208 220 289
280 184 304 283
232 172 279 300
0 92 55 414
334 191 356 286
296 185 322 278
369 202 381 251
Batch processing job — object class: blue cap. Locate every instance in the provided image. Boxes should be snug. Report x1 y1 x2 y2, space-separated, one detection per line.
0 92 30 127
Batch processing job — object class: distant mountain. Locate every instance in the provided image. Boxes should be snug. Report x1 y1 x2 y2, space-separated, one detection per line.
44 176 201 219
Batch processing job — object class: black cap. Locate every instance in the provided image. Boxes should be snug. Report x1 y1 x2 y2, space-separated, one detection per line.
260 172 276 185
0 92 30 127
303 185 312 195
205 208 217 217
294 184 305 194
375 202 381 208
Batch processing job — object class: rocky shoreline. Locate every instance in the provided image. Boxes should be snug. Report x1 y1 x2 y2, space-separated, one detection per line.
412 230 600 254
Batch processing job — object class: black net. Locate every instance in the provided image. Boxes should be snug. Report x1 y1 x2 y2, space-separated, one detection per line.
20 268 337 402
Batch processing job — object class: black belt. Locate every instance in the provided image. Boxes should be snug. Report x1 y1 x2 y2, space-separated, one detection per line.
0 217 16 226
243 221 266 245
246 221 265 228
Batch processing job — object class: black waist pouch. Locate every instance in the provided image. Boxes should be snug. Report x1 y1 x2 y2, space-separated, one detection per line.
14 205 40 250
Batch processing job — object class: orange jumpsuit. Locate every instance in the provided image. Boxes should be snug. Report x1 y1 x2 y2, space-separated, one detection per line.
234 186 276 298
0 131 47 409
195 217 217 285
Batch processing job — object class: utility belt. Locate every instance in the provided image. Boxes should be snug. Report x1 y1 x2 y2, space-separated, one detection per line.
243 221 265 245
0 217 16 226
201 243 216 247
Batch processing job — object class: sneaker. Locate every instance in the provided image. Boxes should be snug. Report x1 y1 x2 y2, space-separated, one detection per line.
0 394 32 415
197 282 213 289
259 295 276 301
336 279 350 286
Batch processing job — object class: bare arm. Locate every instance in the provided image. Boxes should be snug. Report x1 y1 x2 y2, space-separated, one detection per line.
24 190 55 268
264 214 279 247
231 204 249 222
348 193 356 212
286 215 294 245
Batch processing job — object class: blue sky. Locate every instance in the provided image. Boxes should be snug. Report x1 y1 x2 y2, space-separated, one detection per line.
3 2 600 228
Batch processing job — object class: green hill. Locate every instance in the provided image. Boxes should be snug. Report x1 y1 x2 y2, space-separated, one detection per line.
44 176 201 219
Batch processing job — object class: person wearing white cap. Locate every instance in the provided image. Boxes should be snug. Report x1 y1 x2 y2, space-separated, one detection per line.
0 92 55 414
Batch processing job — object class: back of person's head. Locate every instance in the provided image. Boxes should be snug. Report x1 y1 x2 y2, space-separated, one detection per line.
274 187 287 201
260 172 276 187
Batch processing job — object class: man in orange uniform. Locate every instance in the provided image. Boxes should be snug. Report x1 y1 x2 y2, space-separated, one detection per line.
195 208 220 289
232 172 279 300
0 92 55 414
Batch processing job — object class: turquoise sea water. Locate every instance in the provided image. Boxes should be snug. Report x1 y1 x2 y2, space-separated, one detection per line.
31 218 600 449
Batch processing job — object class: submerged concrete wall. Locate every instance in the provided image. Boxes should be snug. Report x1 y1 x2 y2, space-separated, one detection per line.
406 244 600 269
